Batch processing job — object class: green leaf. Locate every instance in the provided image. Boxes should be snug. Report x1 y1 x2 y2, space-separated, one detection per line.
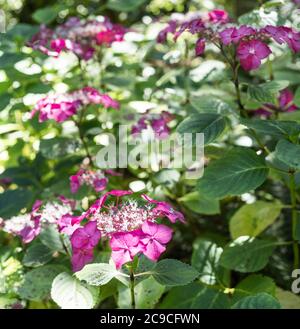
190 97 234 115
191 239 226 285
107 0 147 12
233 275 276 303
32 6 60 24
39 138 79 160
197 148 268 199
274 139 300 170
231 293 281 309
294 86 300 107
0 53 26 68
160 282 229 309
118 277 165 309
23 243 53 267
39 226 65 253
179 191 220 215
247 81 288 105
238 9 278 27
220 236 276 273
151 259 199 286
241 119 300 139
276 287 300 309
51 272 98 309
76 263 122 286
0 93 11 111
229 201 282 239
0 189 34 218
18 265 64 301
177 113 228 145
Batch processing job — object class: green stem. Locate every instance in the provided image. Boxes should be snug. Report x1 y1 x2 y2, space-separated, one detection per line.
267 58 274 81
290 172 299 270
183 40 190 104
129 267 136 309
74 119 94 167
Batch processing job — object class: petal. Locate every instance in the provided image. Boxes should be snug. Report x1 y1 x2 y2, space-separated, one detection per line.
153 224 173 244
143 240 166 262
111 249 132 269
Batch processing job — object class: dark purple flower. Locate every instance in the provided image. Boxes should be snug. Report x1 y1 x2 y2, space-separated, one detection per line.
237 40 271 71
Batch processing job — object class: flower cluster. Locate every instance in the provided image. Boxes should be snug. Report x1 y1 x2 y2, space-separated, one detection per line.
158 9 300 71
70 190 185 271
254 88 298 117
131 111 173 139
27 17 127 60
70 167 108 193
31 87 119 123
1 197 74 243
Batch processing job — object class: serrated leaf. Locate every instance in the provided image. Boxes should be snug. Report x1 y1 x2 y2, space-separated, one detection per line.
233 275 276 303
76 263 122 286
51 272 98 309
18 265 64 301
39 226 65 253
151 259 199 286
274 139 300 170
23 243 53 267
197 148 268 199
118 277 165 309
0 189 34 218
177 113 227 145
160 282 229 309
229 201 282 239
179 191 220 215
241 119 300 139
190 97 234 115
191 239 225 285
231 293 281 309
220 236 276 273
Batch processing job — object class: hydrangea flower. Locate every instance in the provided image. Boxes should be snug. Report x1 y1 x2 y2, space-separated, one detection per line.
207 9 229 23
70 190 184 271
31 87 119 123
2 213 41 244
70 168 108 193
27 17 127 60
237 40 271 71
131 111 173 139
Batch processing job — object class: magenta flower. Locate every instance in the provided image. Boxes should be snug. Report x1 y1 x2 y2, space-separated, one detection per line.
70 168 108 194
208 9 229 23
69 190 183 270
140 221 173 262
142 194 185 223
195 38 206 56
131 111 173 139
72 248 94 272
32 87 119 123
219 26 256 45
110 231 144 269
237 40 271 71
70 221 101 250
27 17 127 60
57 214 82 236
263 26 300 53
157 20 177 43
70 221 101 271
19 215 41 244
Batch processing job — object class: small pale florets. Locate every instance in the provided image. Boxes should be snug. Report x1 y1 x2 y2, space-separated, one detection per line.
94 200 157 236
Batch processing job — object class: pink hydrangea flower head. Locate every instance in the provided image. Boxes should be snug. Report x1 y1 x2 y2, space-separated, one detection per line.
237 40 271 71
195 38 206 56
140 221 173 262
263 26 300 52
110 231 144 269
208 9 229 23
